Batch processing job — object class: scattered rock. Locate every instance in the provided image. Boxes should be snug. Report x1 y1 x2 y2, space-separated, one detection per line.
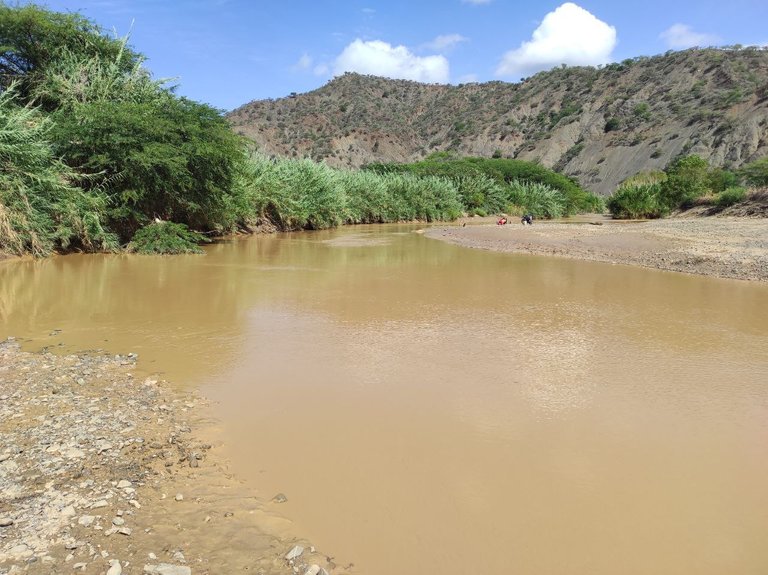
272 493 288 503
107 559 123 575
174 493 184 501
285 545 304 560
0 516 14 527
143 564 192 575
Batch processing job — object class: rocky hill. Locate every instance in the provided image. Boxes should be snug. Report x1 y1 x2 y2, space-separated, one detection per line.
228 48 768 195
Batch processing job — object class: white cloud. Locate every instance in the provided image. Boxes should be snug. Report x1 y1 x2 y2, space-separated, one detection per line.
424 34 468 52
660 24 719 49
496 2 616 78
333 39 449 83
293 53 312 71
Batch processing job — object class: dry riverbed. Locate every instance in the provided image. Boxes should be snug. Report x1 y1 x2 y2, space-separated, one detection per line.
426 216 768 282
0 339 349 575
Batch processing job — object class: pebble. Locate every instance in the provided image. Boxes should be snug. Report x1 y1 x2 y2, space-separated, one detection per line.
143 564 192 575
304 565 321 575
77 515 95 527
91 500 109 509
174 493 184 501
112 516 125 526
117 480 133 488
107 559 123 575
285 545 304 560
272 493 288 503
0 516 14 527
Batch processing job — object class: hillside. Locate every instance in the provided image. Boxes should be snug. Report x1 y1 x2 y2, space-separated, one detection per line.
228 47 768 196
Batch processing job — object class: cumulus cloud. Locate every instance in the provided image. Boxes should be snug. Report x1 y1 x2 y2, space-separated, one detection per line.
660 24 719 49
333 39 449 83
496 2 616 78
423 34 468 51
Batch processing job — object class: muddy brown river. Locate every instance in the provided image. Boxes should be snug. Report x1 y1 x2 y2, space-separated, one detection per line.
2 224 767 574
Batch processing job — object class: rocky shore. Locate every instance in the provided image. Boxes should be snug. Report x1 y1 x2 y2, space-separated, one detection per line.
0 340 347 575
426 216 768 282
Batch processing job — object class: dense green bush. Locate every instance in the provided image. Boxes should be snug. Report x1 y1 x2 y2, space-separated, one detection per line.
660 155 711 209
506 181 567 219
715 186 747 207
0 90 115 256
606 183 667 219
248 155 462 230
364 156 601 215
739 157 768 187
127 221 209 254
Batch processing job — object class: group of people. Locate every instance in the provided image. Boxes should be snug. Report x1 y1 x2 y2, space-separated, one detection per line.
497 214 534 226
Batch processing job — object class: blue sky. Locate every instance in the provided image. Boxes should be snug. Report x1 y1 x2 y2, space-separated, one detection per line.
26 0 768 111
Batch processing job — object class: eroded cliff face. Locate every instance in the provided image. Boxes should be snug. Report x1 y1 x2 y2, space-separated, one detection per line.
228 48 768 195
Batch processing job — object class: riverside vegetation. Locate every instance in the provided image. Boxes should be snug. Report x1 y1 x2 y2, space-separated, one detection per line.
1 4 765 258
0 4 600 257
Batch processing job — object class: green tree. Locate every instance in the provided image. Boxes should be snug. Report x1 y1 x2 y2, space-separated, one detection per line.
660 155 711 209
0 90 114 255
0 3 140 103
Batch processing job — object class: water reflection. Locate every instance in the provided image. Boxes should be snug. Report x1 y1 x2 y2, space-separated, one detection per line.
2 225 768 574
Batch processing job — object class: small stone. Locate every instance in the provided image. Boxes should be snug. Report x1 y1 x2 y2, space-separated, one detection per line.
117 527 132 536
78 516 95 527
148 553 157 560
272 493 288 503
117 480 132 489
129 500 141 509
72 562 87 571
107 559 123 575
285 545 304 560
304 565 321 575
112 517 125 526
62 505 76 518
174 493 184 501
91 500 109 509
0 516 13 527
143 564 192 575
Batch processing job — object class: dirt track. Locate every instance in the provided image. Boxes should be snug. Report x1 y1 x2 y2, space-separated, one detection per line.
425 216 768 282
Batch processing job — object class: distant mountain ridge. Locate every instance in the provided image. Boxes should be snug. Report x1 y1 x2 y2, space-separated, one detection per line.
227 48 768 195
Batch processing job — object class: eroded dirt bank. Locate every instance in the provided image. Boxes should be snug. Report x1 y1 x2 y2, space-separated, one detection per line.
0 340 348 575
426 216 768 282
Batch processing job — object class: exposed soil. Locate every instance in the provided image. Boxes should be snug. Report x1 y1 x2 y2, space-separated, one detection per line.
0 340 348 575
426 215 768 282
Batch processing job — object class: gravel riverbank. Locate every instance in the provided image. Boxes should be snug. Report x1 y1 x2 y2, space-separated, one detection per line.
426 216 768 282
0 340 346 575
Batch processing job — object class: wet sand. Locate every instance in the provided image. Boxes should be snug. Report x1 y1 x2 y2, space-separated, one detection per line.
425 216 768 282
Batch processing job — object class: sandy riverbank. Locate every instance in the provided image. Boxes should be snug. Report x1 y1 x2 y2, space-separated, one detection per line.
0 340 347 575
425 215 768 282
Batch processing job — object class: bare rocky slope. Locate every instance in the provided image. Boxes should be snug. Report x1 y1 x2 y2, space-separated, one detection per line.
228 47 768 196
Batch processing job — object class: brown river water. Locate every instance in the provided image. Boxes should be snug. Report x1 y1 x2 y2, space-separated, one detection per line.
2 224 768 574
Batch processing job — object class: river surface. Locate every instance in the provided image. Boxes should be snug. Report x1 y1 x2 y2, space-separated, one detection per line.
2 224 768 574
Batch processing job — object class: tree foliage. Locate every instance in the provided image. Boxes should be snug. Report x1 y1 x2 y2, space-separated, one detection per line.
0 3 140 103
